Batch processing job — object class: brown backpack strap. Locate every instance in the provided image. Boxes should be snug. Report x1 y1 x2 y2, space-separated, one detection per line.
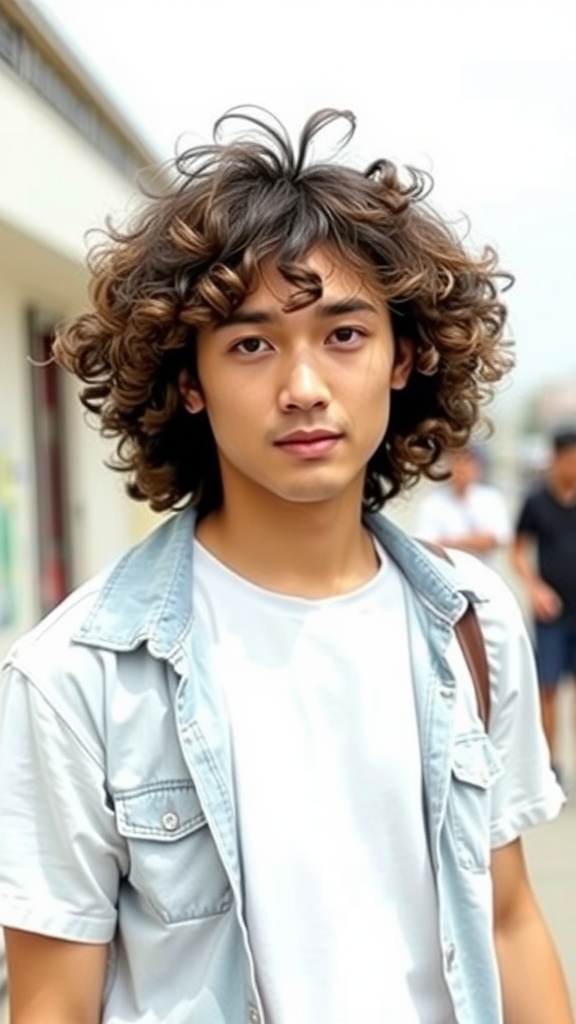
420 541 491 729
453 605 490 729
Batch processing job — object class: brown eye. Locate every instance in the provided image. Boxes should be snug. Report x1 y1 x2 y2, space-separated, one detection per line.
234 337 270 354
330 327 364 345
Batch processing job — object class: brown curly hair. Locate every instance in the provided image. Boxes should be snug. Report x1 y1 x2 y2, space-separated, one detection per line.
53 107 514 516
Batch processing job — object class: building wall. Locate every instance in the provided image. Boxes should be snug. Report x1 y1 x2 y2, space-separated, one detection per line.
0 56 143 263
0 63 149 656
0 278 36 653
0 252 135 656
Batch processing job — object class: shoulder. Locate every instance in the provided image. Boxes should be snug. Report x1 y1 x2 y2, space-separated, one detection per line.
443 548 524 626
442 551 539 725
0 570 119 772
0 558 129 753
441 548 530 687
515 486 551 534
4 568 113 677
473 483 506 505
418 485 451 510
3 510 193 686
518 484 547 512
1 512 194 742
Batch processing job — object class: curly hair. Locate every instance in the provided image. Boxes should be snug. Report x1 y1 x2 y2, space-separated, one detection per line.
53 107 514 516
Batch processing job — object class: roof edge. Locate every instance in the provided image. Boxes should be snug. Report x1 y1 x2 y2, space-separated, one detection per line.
2 0 165 170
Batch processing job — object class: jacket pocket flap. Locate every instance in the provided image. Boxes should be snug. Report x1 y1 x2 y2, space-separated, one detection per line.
115 780 207 840
452 735 502 789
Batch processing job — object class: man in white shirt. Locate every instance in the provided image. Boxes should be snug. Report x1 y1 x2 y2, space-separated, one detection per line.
0 108 572 1024
416 446 512 561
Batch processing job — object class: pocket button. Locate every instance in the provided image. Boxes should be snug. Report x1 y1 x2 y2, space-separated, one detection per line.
161 810 180 832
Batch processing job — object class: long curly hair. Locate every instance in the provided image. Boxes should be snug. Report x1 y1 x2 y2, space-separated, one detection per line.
53 107 514 516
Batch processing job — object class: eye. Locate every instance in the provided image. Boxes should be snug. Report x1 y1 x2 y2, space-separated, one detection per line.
328 326 365 346
232 337 272 355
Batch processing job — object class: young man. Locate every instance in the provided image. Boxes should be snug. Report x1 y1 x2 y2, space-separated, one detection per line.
0 109 572 1024
415 445 512 562
511 427 576 778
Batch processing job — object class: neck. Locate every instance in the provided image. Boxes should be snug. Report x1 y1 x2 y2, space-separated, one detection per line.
196 484 378 599
452 483 469 499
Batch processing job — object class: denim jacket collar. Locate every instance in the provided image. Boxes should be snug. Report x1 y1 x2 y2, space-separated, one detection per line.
74 507 486 656
75 508 196 658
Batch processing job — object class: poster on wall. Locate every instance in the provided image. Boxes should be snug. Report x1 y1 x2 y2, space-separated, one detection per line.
0 443 16 628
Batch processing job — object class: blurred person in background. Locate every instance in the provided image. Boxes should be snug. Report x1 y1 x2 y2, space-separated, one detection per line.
0 109 572 1024
415 445 512 561
512 427 576 782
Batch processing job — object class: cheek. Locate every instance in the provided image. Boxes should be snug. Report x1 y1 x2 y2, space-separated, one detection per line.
354 362 393 414
355 364 395 442
202 385 264 457
200 370 252 423
353 387 392 454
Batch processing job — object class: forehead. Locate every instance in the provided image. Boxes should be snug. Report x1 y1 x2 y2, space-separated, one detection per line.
245 246 385 308
556 443 576 460
450 450 478 467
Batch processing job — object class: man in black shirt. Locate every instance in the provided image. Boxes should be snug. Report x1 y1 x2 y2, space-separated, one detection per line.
512 427 576 776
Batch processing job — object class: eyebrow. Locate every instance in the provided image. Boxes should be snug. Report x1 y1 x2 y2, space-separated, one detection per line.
214 298 380 329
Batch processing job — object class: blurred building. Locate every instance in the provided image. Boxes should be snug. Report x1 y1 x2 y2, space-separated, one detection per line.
0 0 160 654
533 378 576 430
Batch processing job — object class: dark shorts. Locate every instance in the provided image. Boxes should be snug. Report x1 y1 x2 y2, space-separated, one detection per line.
535 617 576 688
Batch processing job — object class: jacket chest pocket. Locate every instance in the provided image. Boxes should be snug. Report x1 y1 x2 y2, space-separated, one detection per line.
114 780 233 923
448 734 503 873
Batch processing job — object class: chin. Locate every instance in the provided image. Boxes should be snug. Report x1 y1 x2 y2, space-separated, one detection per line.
274 482 354 505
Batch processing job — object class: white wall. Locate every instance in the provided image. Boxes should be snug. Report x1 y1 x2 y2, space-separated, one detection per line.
0 65 147 654
0 65 143 264
0 279 38 651
0 272 134 654
63 374 132 585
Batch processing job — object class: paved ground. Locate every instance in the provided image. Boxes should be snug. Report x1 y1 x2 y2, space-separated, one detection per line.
524 795 576 1009
524 682 576 1010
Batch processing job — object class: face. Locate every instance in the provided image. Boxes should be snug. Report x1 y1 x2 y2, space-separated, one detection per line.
180 247 414 512
448 451 480 492
553 444 576 488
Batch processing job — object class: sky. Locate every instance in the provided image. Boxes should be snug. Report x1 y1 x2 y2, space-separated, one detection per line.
35 0 576 420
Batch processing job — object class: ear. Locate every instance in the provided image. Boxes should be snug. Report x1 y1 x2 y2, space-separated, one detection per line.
178 369 205 414
390 337 415 391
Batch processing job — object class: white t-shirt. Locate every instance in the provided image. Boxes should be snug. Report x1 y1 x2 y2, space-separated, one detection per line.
415 483 511 559
193 541 458 1024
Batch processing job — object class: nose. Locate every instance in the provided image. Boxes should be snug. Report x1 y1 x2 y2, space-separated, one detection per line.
279 356 331 412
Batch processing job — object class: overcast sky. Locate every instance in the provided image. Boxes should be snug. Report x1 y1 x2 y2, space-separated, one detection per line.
35 0 576 418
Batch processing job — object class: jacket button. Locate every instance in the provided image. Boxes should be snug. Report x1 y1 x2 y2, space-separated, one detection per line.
248 1008 260 1024
444 943 456 970
161 811 180 832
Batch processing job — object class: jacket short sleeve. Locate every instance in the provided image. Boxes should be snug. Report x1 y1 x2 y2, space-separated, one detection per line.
0 663 127 942
447 549 565 847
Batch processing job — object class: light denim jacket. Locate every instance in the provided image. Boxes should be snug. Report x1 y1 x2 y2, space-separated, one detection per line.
0 508 562 1024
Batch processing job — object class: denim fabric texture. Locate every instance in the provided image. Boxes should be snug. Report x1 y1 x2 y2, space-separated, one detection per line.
0 509 563 1024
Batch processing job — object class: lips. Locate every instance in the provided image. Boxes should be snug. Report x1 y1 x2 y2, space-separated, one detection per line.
274 430 343 459
276 430 341 444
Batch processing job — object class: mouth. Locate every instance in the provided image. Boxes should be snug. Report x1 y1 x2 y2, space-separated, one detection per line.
274 430 344 459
